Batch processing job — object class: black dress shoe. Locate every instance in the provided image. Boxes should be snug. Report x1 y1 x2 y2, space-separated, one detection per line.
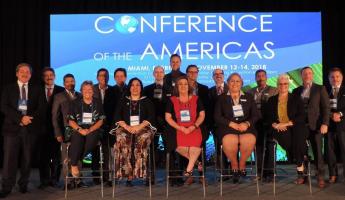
0 190 11 198
19 186 28 193
126 180 133 187
76 181 89 188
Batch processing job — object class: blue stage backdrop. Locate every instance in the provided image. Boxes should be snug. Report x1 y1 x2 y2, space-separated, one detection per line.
51 12 322 162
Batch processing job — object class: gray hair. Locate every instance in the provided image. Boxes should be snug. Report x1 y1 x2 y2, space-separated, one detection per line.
80 80 94 92
277 74 290 87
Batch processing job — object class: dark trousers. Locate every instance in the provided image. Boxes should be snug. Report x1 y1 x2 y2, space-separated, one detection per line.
273 127 308 166
325 130 345 176
37 134 62 185
2 128 36 191
256 123 275 176
308 129 325 177
69 131 100 166
92 133 110 180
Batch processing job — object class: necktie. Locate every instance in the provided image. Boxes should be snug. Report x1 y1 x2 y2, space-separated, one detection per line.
47 88 52 101
216 86 223 95
21 84 27 100
333 87 339 98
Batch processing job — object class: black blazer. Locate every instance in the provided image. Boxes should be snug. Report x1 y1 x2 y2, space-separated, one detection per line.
143 83 167 132
327 84 345 132
292 83 330 130
113 96 155 127
208 83 229 130
196 83 210 126
41 84 64 135
214 92 259 137
103 84 126 127
264 93 307 134
163 70 185 97
1 82 45 136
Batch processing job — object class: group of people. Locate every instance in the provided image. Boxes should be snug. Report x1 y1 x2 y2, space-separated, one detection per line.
0 54 344 198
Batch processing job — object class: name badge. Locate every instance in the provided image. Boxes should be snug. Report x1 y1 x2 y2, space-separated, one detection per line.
233 104 244 118
153 88 163 99
330 98 337 109
180 109 191 122
18 99 28 111
172 82 175 87
82 112 93 124
130 115 140 126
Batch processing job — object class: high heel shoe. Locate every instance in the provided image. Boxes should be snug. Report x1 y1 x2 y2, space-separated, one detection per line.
232 169 239 184
126 180 133 187
239 169 247 177
184 171 194 185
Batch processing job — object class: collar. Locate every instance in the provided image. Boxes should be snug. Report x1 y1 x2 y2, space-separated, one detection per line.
17 80 28 87
45 84 54 90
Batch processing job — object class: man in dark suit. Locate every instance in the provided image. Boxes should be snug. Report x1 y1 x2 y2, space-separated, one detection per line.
326 67 345 184
163 54 185 97
292 66 330 188
51 74 81 188
0 63 45 198
92 68 112 186
143 66 166 181
209 69 229 176
247 69 278 182
37 67 64 189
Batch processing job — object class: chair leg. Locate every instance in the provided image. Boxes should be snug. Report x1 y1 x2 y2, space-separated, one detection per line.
220 145 223 196
65 144 70 199
99 145 104 198
261 137 267 181
112 148 116 198
273 143 277 196
148 145 152 198
202 148 206 198
254 148 260 196
166 152 170 198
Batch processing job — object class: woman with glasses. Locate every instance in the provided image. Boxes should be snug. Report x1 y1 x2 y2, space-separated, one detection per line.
265 74 308 184
68 81 105 179
112 77 155 186
214 73 259 183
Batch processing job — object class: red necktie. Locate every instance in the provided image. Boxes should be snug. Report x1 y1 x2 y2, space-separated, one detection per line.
47 88 52 101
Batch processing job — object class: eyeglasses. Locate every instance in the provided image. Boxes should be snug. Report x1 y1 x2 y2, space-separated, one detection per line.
187 71 199 74
279 83 289 86
213 73 224 76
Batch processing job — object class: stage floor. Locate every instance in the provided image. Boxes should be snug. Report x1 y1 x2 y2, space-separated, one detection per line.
1 165 344 200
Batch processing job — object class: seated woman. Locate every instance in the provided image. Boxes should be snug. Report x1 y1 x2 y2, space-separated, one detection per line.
265 74 308 184
113 77 155 186
68 81 105 179
165 76 207 185
214 73 259 183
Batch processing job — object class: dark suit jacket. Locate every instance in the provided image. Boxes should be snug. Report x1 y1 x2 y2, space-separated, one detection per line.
209 83 229 130
41 85 64 136
103 84 126 126
143 83 166 132
1 82 45 136
163 70 185 97
52 90 81 138
264 93 307 135
195 83 210 130
292 83 330 130
327 84 345 132
93 84 110 102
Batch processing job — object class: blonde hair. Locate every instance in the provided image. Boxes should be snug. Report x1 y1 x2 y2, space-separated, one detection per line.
277 74 290 87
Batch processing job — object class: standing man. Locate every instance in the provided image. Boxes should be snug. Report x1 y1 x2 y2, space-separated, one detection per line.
144 66 166 181
92 68 112 186
326 67 345 184
209 69 229 177
292 66 329 188
247 69 278 182
163 54 185 186
163 54 185 97
0 63 45 198
38 67 64 189
51 74 81 188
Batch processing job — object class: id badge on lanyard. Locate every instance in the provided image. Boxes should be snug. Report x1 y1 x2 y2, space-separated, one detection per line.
18 99 28 112
130 115 140 126
153 88 162 99
82 112 93 124
180 109 191 122
330 98 337 109
233 104 244 118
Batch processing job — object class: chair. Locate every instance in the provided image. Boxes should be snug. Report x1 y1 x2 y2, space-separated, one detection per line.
261 138 312 196
109 124 157 198
219 145 260 196
64 141 104 198
166 147 206 198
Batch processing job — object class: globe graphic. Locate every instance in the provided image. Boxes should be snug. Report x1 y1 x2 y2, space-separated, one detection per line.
115 15 138 34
